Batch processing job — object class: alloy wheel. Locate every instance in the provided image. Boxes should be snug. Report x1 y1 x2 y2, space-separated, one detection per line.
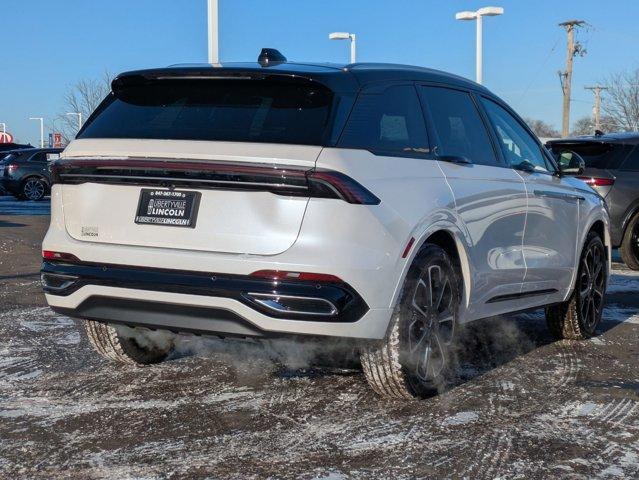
405 265 455 383
632 223 639 264
23 179 45 200
578 241 606 331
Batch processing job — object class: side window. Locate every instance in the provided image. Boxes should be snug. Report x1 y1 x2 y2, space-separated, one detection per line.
338 85 429 157
29 152 47 162
620 146 639 171
419 86 498 167
481 98 553 173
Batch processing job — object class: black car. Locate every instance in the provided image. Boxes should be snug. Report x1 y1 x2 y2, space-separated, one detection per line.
0 142 34 152
548 132 639 269
1 148 63 200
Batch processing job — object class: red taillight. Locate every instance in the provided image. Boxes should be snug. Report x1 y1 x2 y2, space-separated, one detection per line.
306 170 381 205
250 270 343 283
6 163 18 174
577 176 615 187
42 251 80 262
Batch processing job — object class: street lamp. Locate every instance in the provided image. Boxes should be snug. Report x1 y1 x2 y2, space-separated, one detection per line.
455 6 504 84
66 112 83 133
29 117 44 148
207 0 219 64
329 32 357 63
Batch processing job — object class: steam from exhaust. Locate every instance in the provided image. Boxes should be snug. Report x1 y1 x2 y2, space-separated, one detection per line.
114 325 358 379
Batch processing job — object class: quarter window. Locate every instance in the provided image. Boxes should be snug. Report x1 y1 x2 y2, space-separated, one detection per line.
481 98 553 172
419 86 498 167
338 85 429 157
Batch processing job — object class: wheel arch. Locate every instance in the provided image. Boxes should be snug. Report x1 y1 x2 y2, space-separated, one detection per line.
20 174 50 187
390 224 473 317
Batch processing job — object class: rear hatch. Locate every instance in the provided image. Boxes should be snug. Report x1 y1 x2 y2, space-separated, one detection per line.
548 140 634 198
56 72 338 256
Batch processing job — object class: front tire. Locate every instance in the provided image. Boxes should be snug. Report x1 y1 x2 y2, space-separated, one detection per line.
84 320 172 365
620 213 639 270
546 232 607 340
360 244 460 399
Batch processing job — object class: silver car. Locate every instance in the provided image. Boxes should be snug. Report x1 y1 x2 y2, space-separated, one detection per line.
42 51 610 399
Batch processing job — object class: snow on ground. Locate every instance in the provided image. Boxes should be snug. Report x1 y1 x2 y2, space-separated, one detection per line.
0 262 638 478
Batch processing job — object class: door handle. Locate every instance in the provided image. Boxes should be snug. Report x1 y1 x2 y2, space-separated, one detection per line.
533 190 585 202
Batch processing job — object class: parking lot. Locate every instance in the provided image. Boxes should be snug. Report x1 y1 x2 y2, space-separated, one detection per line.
1 200 638 479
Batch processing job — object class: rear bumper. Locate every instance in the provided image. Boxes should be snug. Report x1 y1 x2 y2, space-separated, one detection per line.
42 261 393 339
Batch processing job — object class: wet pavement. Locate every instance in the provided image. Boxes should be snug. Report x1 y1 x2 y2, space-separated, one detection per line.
0 210 638 479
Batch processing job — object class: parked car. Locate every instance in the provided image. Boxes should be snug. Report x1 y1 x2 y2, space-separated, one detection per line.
1 147 63 200
41 50 609 400
548 133 639 270
0 142 34 152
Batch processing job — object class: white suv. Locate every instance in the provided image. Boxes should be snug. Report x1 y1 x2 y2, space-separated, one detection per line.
42 51 610 399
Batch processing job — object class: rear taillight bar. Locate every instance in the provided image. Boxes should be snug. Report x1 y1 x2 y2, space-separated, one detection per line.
50 158 380 205
577 176 615 187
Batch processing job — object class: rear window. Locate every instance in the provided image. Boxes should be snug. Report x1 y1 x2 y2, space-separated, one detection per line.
79 79 334 146
550 142 633 169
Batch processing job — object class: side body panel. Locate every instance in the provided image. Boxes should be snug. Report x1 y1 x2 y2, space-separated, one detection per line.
517 171 580 297
436 162 527 319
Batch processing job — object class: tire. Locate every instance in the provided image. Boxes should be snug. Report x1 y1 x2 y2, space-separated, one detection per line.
21 177 46 201
360 244 461 400
84 320 172 365
545 232 607 340
620 213 639 270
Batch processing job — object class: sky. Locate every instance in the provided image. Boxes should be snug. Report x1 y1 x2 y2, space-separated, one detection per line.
2 0 638 146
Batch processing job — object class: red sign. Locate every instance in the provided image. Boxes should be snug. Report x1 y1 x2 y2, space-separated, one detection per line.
0 132 14 144
53 133 62 148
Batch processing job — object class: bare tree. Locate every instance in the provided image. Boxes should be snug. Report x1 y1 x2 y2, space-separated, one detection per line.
524 118 561 138
570 116 594 136
52 71 113 144
601 69 639 132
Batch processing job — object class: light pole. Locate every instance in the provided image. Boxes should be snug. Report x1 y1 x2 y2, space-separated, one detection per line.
207 0 219 64
329 32 357 63
455 6 504 84
29 117 44 148
66 112 83 133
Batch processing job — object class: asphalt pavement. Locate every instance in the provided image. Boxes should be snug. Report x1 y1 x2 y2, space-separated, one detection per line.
0 203 637 479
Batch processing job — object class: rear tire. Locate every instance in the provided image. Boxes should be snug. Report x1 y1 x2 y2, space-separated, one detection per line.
546 232 607 340
620 213 639 270
84 320 172 365
21 177 46 201
360 244 461 400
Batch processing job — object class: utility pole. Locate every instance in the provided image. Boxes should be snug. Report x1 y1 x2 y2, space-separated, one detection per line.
207 0 219 64
584 85 608 132
558 20 586 137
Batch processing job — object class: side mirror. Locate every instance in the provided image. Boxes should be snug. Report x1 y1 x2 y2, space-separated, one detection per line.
557 150 585 176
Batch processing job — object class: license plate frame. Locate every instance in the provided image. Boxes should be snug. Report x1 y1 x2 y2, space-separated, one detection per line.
134 189 201 228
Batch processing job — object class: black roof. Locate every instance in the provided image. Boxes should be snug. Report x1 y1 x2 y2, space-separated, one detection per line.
114 61 489 95
549 132 639 146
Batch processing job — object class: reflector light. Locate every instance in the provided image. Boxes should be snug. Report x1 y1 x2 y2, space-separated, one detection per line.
402 237 416 258
577 176 615 187
6 164 18 174
42 251 80 262
250 270 343 283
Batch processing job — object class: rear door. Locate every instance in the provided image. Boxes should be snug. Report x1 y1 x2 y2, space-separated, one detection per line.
480 97 580 296
418 85 528 317
57 77 335 256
